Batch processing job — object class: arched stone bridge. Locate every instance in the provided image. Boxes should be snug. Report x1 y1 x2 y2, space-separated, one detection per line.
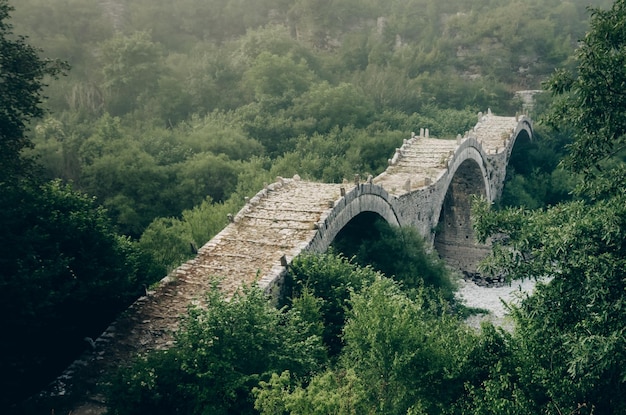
45 110 533 412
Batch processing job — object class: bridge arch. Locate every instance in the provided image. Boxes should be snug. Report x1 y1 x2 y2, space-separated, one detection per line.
433 140 491 273
489 117 534 199
506 119 534 164
502 120 534 180
306 184 400 254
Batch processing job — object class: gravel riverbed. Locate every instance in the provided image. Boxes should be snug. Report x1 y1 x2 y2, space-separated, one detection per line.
455 277 540 330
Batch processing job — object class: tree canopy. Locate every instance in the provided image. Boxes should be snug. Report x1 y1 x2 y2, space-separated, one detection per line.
0 2 161 408
0 0 66 180
471 1 626 412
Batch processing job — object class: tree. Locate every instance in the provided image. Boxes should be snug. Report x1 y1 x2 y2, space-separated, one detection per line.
289 82 374 133
0 180 160 409
106 284 327 415
546 0 626 176
255 277 478 415
0 0 66 181
340 278 471 414
287 252 379 356
0 4 161 408
138 196 242 273
99 31 163 116
473 1 626 412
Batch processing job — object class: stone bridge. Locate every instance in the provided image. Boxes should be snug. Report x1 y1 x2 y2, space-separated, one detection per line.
43 110 532 413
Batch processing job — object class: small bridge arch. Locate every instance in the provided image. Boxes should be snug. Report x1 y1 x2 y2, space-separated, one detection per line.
507 118 534 164
306 183 401 254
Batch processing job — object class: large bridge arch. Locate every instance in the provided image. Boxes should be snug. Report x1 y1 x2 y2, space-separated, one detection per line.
433 157 489 273
441 137 492 206
433 142 491 273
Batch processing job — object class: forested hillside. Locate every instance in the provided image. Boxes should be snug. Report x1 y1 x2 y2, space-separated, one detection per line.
11 0 611 248
1 0 620 412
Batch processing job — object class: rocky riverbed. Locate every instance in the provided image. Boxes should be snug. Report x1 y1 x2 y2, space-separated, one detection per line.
456 276 540 330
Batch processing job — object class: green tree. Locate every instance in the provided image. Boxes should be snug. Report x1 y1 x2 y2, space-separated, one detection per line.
0 0 66 180
255 277 477 415
473 1 626 412
178 112 265 161
287 252 379 356
175 152 242 204
243 52 316 104
106 284 327 415
138 196 242 273
546 0 626 177
289 82 374 133
81 146 171 236
99 31 163 116
0 5 162 407
0 180 159 408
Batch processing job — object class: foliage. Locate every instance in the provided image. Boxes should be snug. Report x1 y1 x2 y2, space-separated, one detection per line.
0 0 66 180
99 31 164 116
499 125 578 209
138 196 242 272
545 0 626 176
287 252 379 357
0 180 160 407
332 215 455 300
339 278 470 414
0 4 161 407
473 193 626 413
255 277 479 415
106 283 327 415
470 1 626 412
254 368 370 415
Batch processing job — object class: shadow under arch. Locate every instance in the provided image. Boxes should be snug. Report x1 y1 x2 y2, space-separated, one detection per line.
506 124 534 175
331 211 389 257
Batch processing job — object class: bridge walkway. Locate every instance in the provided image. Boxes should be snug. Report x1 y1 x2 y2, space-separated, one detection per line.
373 114 518 197
50 179 344 401
375 137 459 195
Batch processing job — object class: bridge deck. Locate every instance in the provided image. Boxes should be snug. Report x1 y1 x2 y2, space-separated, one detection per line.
374 114 518 195
475 115 518 150
47 179 344 402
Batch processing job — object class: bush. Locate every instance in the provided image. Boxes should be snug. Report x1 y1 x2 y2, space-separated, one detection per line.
106 283 327 415
332 215 456 300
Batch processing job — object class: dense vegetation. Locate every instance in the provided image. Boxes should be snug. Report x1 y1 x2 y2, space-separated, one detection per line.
106 0 626 413
10 0 613 249
2 0 624 412
0 0 162 409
